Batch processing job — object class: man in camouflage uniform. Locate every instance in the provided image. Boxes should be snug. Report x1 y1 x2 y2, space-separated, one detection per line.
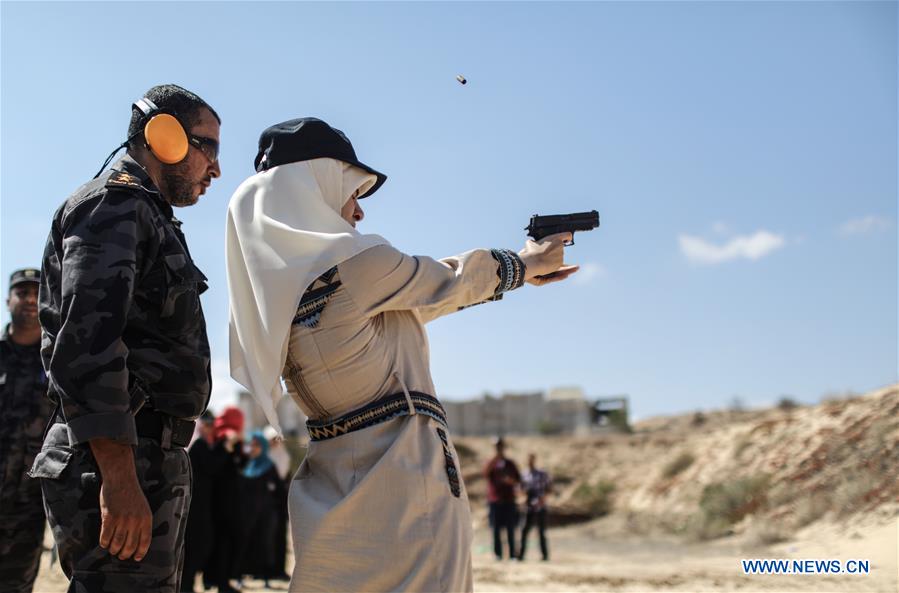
0 268 54 593
30 84 220 593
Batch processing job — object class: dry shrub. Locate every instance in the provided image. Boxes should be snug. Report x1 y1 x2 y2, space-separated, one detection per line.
834 472 879 517
777 397 800 411
572 479 615 517
662 451 695 479
697 474 770 534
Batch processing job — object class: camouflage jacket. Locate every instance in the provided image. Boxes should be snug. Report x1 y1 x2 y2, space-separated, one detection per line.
39 156 211 446
0 324 52 504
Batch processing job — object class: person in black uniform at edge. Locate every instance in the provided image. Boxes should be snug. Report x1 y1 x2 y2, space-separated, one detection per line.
29 84 221 593
180 412 221 593
0 268 55 593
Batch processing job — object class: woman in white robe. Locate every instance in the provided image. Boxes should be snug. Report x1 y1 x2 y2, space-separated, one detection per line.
226 118 578 593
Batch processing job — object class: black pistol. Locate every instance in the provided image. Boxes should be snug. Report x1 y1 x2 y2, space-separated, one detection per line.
525 210 600 245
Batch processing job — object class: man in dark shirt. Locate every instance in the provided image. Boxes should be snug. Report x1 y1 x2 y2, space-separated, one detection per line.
0 269 54 593
30 84 220 593
484 437 521 560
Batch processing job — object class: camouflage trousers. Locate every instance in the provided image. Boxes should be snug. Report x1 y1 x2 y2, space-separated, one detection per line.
0 476 46 593
33 423 192 593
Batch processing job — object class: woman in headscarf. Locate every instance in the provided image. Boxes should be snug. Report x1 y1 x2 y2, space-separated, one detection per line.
238 431 287 587
226 118 577 593
205 407 248 593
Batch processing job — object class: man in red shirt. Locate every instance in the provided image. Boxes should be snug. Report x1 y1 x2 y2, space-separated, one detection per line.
484 437 521 560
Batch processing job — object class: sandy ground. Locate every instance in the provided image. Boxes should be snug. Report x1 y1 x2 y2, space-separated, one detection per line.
31 515 896 593
471 517 897 593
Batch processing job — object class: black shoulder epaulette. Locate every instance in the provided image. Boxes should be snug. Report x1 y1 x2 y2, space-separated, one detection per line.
105 171 145 191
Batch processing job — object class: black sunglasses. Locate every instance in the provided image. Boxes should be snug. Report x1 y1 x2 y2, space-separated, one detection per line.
188 134 220 163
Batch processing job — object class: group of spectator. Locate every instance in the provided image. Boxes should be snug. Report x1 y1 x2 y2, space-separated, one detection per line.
484 438 553 562
181 408 291 593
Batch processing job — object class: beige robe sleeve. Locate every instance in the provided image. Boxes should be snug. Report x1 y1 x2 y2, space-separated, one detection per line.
338 244 503 323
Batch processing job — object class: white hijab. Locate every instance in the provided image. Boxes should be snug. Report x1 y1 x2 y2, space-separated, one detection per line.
226 158 389 431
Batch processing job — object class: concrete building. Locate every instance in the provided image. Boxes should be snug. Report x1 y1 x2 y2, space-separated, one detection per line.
442 388 628 436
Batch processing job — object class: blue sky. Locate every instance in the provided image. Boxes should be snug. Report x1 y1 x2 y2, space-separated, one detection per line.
2 1 895 420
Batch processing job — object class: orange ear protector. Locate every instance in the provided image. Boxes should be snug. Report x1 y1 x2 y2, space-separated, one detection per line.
133 98 189 164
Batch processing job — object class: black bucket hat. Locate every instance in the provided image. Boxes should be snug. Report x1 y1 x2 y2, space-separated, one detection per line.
254 117 387 199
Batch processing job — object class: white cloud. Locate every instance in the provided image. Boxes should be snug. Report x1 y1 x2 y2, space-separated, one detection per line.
572 262 606 285
838 215 892 237
678 230 786 265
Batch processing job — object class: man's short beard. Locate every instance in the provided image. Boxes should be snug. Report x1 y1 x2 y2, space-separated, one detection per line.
159 162 197 207
11 310 39 329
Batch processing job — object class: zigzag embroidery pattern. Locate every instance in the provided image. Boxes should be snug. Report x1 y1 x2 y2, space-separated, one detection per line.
307 393 448 441
436 427 462 497
293 267 341 328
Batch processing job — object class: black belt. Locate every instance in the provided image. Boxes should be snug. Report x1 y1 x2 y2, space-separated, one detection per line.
306 392 447 441
135 409 195 449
